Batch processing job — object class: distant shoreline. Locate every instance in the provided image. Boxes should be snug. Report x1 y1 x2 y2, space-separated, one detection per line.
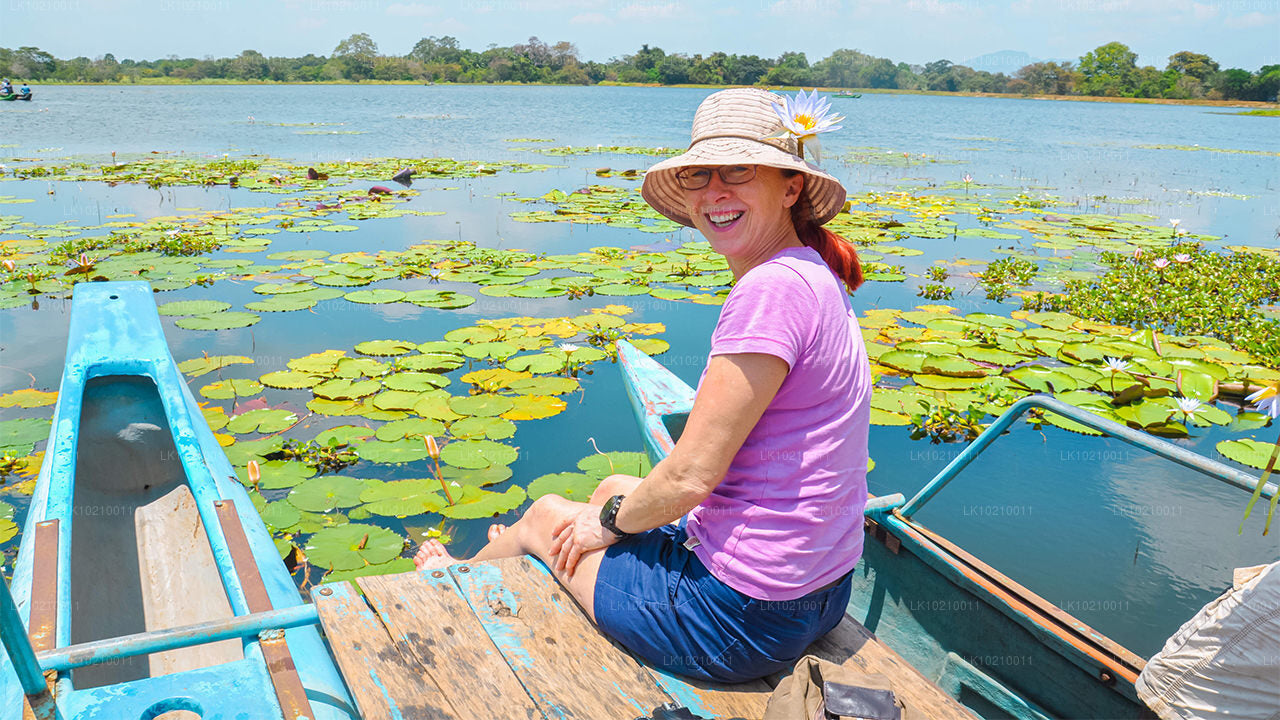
23 80 1279 110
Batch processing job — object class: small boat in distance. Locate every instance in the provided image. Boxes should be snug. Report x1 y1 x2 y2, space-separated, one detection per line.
0 92 32 101
833 90 861 98
0 281 356 719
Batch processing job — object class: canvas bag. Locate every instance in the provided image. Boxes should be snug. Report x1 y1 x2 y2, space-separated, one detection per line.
763 655 920 720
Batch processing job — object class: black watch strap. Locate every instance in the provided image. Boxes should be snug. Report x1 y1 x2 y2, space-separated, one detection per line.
600 494 633 538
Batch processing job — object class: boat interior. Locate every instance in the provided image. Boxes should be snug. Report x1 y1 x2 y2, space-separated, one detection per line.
69 375 241 689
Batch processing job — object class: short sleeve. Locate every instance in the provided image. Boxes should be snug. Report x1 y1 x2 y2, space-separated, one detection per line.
710 261 818 368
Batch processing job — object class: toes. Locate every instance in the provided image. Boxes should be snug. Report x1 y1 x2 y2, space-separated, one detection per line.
487 523 508 542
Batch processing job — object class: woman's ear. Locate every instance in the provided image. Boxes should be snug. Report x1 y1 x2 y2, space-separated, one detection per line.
782 173 804 209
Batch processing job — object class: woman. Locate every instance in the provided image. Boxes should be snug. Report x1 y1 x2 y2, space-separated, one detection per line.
416 88 872 683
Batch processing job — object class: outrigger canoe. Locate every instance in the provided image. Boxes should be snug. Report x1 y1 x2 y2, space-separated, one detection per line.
0 93 31 101
0 282 356 719
616 339 1274 719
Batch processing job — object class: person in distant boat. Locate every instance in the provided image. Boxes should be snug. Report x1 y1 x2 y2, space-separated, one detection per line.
1 79 11 95
416 88 870 683
19 83 29 96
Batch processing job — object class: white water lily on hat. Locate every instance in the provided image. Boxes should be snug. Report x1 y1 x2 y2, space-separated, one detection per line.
765 88 844 164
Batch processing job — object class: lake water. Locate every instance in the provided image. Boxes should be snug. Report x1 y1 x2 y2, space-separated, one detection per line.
1 85 1277 659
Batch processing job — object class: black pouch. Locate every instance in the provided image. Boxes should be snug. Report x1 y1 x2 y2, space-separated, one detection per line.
821 680 901 720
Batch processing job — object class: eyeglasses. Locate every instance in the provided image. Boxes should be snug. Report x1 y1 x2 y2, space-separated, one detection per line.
673 165 756 190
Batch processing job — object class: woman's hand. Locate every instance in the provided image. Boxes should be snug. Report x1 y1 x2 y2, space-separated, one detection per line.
548 502 620 577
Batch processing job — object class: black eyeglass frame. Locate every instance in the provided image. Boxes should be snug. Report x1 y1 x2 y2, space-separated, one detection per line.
673 165 757 190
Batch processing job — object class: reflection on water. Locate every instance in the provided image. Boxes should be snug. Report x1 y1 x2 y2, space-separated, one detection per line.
1 86 1277 657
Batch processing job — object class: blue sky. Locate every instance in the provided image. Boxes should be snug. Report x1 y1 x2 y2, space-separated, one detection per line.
10 0 1277 70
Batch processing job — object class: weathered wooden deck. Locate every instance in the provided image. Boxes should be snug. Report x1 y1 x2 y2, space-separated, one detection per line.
313 556 976 720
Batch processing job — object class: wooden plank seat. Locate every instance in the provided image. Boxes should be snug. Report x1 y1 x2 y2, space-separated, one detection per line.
314 557 975 719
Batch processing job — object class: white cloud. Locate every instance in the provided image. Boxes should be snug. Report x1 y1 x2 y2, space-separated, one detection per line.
424 18 468 34
570 12 612 25
1190 2 1218 21
1223 10 1276 28
766 0 841 16
296 16 327 30
903 0 970 17
387 3 438 17
617 2 684 20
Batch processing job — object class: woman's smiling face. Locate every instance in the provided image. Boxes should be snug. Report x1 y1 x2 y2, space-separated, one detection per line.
682 165 803 267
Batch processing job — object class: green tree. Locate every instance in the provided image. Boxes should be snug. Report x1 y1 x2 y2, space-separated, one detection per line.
1166 51 1219 82
1211 68 1253 99
1077 41 1137 96
230 50 268 80
333 33 378 80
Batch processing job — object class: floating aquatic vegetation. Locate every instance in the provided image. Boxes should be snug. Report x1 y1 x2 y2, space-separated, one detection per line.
1023 244 1280 365
1136 143 1280 157
512 145 678 157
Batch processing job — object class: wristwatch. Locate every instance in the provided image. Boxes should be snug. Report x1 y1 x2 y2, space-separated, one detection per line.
599 494 633 539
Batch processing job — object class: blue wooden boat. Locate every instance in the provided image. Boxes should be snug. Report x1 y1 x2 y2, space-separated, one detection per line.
616 339 1274 719
0 282 357 719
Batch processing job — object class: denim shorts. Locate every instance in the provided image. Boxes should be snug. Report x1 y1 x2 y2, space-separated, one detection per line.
593 524 852 683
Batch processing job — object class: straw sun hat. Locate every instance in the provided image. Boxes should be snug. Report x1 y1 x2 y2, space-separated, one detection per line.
641 88 848 228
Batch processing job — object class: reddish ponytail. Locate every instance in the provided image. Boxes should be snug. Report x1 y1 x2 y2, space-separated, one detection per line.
787 178 863 293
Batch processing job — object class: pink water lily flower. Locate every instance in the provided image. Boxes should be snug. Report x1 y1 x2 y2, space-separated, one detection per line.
1174 253 1191 263
1153 258 1171 269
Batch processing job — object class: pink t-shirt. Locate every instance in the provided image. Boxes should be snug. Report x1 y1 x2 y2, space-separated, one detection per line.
687 245 871 602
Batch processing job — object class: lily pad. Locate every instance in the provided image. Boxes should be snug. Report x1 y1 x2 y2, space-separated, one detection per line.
235 459 316 489
439 486 528 520
501 395 567 420
226 408 298 435
384 372 450 392
158 299 232 316
200 378 263 400
355 340 418 357
288 475 368 513
1216 439 1280 470
0 418 50 457
449 416 517 440
260 371 324 389
375 417 446 441
359 479 447 517
439 439 518 469
344 289 406 304
527 472 601 501
313 378 381 400
577 451 651 478
305 523 404 571
354 438 431 464
450 394 516 418
175 312 261 330
177 355 254 378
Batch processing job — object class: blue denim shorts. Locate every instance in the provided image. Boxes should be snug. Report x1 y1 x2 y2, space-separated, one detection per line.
593 524 851 683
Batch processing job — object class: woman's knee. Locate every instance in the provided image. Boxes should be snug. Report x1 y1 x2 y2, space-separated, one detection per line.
589 474 644 505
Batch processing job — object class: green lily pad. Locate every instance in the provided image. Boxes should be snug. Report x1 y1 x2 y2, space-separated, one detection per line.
1007 366 1079 393
175 312 261 330
260 371 324 389
439 439 518 469
305 523 404 571
375 417 446 442
450 394 516 418
313 378 381 400
383 372 450 392
359 479 447 517
235 459 316 489
1229 412 1273 432
245 295 317 312
404 289 475 309
354 438 431 464
226 408 298 435
288 475 368 513
878 350 928 374
577 451 651 478
177 355 254 377
920 356 987 378
505 353 568 374
223 436 284 466
158 299 232 316
0 418 50 457
313 425 376 445
345 289 406 304
258 501 301 533
1216 439 1280 470
355 340 418 357
441 464 514 488
200 378 263 400
323 558 417 585
449 416 517 440
526 472 601 501
372 390 430 411
506 377 579 395
397 353 466 372
959 346 1026 366
439 486 528 520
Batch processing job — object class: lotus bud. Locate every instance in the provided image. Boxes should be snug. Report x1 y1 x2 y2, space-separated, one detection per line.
2 259 13 272
247 459 261 487
78 253 89 266
424 435 440 460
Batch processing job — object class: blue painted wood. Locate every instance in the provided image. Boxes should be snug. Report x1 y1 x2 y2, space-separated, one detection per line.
0 282 357 720
614 338 1147 719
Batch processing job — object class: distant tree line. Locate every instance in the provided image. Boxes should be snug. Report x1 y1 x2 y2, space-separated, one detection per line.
1 36 1276 102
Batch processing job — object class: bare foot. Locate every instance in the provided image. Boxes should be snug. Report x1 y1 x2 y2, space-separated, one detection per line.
488 524 507 542
413 539 458 571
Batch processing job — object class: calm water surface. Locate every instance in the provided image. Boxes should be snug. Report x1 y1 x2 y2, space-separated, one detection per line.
1 86 1277 658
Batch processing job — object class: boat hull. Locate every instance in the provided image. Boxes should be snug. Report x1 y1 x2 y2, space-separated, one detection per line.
1 282 356 719
615 339 1144 719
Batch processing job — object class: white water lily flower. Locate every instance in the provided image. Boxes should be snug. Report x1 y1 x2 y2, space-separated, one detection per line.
1153 258 1171 269
1246 385 1279 419
1174 253 1192 263
1169 218 1181 228
767 89 844 163
1102 357 1131 373
557 342 581 353
1174 396 1202 415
